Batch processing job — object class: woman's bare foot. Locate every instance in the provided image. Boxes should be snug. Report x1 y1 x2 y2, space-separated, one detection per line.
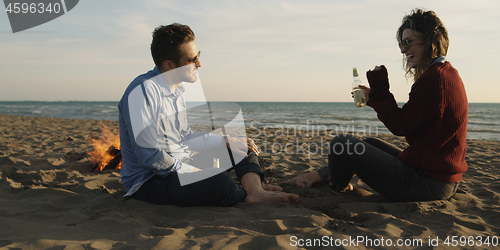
281 171 322 188
332 183 354 192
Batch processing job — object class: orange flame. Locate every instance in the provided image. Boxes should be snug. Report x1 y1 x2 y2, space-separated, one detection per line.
88 124 122 172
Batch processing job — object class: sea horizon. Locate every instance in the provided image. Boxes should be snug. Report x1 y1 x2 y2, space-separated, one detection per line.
1 101 499 141
1 100 499 103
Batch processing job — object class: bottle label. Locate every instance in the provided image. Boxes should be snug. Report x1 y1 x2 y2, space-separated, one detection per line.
352 67 359 77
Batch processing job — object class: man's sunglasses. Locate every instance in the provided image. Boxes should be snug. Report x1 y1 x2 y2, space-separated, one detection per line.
188 51 201 64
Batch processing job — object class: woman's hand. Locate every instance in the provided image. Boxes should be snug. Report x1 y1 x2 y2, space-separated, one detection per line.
358 85 371 103
351 85 371 103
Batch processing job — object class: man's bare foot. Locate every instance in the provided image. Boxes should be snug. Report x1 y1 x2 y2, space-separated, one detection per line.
281 171 322 188
262 184 283 192
241 172 299 204
244 188 299 204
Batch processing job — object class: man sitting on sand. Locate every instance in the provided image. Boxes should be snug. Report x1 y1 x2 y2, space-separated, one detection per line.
118 23 298 206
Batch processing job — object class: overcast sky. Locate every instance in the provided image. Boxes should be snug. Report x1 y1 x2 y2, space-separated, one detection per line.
0 0 498 103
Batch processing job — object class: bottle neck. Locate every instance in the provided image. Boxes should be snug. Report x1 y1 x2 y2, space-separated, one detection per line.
352 67 362 87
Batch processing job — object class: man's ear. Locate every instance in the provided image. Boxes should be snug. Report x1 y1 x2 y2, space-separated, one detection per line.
162 60 176 72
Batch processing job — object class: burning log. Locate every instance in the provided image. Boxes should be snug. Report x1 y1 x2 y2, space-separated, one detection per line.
106 151 122 169
92 145 122 172
88 124 122 172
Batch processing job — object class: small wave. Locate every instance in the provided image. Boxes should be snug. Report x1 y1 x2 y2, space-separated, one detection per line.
467 128 500 133
330 116 357 121
100 109 118 113
468 121 500 126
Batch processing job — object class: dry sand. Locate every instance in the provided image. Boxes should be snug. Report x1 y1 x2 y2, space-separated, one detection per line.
1 114 499 249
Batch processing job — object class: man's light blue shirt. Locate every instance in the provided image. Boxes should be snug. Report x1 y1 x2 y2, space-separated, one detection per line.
118 67 224 197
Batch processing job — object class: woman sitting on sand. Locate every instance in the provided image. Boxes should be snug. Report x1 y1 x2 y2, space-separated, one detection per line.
285 9 468 202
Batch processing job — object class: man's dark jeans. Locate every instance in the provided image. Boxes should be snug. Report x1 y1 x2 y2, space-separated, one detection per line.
132 149 263 206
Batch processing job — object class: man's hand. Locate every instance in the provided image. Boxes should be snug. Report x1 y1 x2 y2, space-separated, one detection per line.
246 138 259 155
224 137 260 157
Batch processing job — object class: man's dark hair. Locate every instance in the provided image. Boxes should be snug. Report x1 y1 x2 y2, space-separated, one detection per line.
151 23 195 70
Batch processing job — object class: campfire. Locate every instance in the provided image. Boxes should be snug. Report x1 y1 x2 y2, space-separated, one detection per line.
88 124 122 172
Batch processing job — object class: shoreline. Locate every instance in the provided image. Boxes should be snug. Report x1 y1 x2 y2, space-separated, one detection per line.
0 114 500 142
1 114 499 249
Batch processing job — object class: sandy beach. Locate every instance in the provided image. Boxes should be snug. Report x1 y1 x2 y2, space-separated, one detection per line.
1 114 499 249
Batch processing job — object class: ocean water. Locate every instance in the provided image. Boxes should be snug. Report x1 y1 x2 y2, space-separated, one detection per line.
0 101 498 141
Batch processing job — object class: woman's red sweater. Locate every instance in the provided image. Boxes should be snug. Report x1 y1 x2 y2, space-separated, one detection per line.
366 62 468 182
